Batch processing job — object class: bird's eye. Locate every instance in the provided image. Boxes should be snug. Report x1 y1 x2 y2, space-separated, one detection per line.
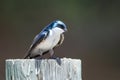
57 24 65 30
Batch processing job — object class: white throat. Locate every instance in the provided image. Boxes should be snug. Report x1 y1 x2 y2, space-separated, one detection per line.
51 27 64 34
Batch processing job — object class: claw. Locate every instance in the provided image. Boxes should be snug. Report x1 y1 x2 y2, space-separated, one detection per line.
50 56 61 65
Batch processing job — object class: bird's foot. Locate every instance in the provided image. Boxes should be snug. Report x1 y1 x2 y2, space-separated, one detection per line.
49 56 61 65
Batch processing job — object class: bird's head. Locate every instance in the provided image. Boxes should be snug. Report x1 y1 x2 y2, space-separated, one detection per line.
46 20 67 33
53 20 67 32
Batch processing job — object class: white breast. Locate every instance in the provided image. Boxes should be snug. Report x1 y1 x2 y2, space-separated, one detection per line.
32 27 64 55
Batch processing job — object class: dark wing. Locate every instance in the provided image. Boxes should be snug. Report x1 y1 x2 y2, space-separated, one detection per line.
55 34 64 48
24 31 49 58
32 31 48 46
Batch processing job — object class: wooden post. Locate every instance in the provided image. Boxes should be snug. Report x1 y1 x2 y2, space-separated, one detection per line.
6 58 82 80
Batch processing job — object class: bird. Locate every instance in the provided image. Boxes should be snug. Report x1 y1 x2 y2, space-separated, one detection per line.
24 20 67 59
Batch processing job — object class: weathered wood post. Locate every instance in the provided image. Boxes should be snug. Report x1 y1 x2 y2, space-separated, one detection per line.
6 58 82 80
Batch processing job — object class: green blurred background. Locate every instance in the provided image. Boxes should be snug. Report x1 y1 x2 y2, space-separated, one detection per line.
0 0 120 80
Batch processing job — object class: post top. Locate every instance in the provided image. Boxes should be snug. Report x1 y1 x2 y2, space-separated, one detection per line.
6 57 81 61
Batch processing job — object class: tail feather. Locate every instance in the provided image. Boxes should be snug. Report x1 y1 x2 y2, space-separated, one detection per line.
23 48 31 59
24 53 30 59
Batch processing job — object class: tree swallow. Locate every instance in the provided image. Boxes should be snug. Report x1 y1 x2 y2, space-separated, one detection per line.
24 20 67 59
